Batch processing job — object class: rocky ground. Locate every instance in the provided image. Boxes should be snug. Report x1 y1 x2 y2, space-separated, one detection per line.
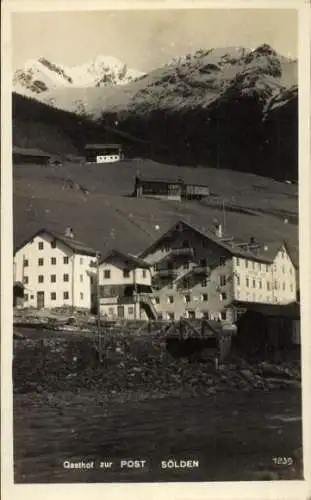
13 324 303 483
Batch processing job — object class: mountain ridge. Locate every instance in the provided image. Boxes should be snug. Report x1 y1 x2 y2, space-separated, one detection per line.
13 55 145 97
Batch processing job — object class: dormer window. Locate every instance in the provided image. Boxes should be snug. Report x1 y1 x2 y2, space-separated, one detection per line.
51 240 57 249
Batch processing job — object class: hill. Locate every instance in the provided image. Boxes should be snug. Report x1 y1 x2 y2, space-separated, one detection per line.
13 159 299 268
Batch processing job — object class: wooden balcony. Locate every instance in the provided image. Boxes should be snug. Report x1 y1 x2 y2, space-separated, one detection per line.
192 265 211 276
156 268 179 278
169 247 195 258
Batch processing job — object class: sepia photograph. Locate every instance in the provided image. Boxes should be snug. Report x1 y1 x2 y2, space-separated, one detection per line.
1 0 311 497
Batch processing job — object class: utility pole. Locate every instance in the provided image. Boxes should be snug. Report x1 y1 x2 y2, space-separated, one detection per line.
222 199 226 233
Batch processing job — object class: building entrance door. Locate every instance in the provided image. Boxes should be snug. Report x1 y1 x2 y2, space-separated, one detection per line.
37 291 45 309
188 310 196 320
117 306 125 318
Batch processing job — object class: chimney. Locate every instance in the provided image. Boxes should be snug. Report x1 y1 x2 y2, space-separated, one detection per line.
250 236 255 245
65 227 75 239
215 223 223 238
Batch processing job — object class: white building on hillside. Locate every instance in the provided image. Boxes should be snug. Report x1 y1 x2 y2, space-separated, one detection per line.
14 228 98 310
98 249 157 320
139 220 297 322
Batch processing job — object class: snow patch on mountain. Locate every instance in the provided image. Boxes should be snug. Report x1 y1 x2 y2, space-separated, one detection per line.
13 55 145 96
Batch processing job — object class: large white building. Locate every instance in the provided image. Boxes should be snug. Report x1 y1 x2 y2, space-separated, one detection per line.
138 220 297 322
98 249 157 320
14 228 98 310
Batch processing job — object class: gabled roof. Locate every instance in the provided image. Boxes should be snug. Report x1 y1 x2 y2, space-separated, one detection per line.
13 146 51 158
99 249 150 269
136 176 185 185
14 229 97 257
84 144 121 150
139 219 290 265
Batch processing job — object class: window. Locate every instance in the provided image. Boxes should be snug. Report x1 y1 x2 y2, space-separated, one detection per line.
50 275 56 283
219 275 226 286
167 312 175 321
201 279 207 287
236 275 240 286
90 277 94 285
183 262 189 270
24 259 29 267
258 263 261 271
200 258 207 266
63 291 69 300
63 273 69 282
220 292 227 301
182 240 189 248
142 270 146 278
202 293 208 302
51 240 56 249
38 275 44 283
267 281 271 291
252 279 256 288
104 270 111 279
246 277 249 288
274 280 278 290
282 266 285 274
80 292 84 300
236 257 240 266
168 296 174 304
220 257 226 266
266 264 269 272
282 282 286 291
80 274 84 282
123 270 130 278
51 257 56 265
38 242 44 250
252 261 255 270
38 258 44 266
220 311 226 320
30 295 34 299
63 256 69 264
259 280 262 289
128 307 134 315
80 257 84 264
290 284 293 293
51 292 56 301
155 297 160 304
245 260 249 268
183 279 191 289
184 294 191 303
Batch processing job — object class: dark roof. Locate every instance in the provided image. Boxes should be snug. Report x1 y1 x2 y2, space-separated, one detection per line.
139 219 289 265
14 229 97 257
13 146 51 158
84 144 121 150
233 300 300 319
99 249 150 269
136 176 184 185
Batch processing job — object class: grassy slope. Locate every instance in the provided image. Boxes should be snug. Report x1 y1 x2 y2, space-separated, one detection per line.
13 159 299 266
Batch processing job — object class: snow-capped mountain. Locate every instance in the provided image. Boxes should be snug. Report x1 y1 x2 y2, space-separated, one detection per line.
13 55 145 95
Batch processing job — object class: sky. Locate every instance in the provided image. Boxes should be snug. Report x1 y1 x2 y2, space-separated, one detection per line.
12 8 298 71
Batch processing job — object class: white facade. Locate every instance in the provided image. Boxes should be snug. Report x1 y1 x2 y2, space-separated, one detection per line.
232 247 297 305
14 231 97 310
96 154 120 163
